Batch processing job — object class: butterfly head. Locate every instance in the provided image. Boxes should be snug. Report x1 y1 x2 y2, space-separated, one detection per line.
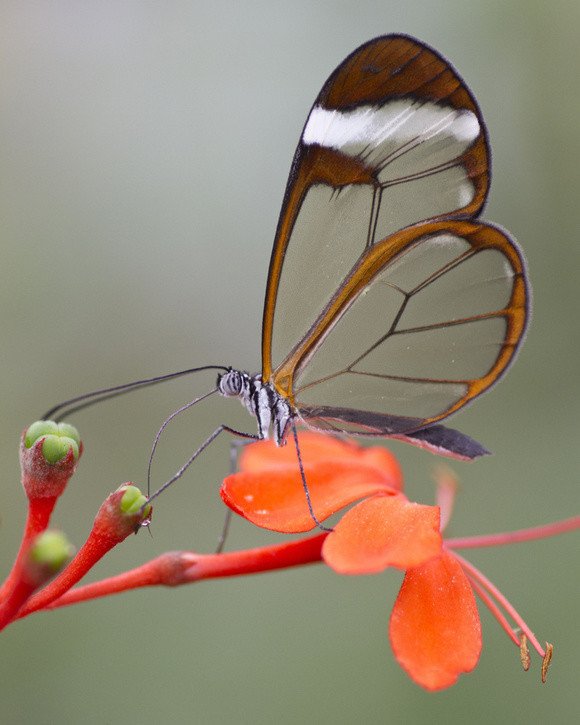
217 369 246 398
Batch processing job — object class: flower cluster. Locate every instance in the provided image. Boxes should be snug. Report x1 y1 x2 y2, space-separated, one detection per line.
0 421 151 630
1 422 576 691
222 433 558 690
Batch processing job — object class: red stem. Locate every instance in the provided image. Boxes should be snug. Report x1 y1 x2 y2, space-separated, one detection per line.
44 534 328 610
17 532 119 618
0 497 57 600
189 533 327 579
0 578 37 630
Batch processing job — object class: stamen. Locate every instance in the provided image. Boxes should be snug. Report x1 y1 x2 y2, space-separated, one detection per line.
466 575 520 646
541 643 554 684
452 551 546 658
445 515 580 550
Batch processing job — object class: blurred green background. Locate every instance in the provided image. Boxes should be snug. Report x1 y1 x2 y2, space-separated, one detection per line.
1 2 578 723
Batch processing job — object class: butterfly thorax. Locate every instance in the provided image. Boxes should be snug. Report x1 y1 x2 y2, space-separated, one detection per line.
217 369 292 445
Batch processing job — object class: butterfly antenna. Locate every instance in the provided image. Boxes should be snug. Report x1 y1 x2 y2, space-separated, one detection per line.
42 365 229 421
146 387 218 497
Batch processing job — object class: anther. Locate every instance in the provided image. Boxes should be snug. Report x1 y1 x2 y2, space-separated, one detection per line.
541 642 553 684
518 632 531 672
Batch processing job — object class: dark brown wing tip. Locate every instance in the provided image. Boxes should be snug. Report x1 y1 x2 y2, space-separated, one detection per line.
393 424 491 461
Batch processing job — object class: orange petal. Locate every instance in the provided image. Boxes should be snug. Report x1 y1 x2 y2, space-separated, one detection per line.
221 461 399 533
389 551 482 691
322 495 442 573
240 432 402 491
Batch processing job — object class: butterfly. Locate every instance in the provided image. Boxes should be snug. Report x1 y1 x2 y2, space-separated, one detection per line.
216 34 529 461
45 35 529 515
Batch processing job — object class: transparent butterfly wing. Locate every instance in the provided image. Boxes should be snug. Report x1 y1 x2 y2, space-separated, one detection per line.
260 35 528 441
272 221 527 435
262 35 490 380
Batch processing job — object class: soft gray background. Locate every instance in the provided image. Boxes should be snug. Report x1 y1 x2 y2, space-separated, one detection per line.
1 2 578 723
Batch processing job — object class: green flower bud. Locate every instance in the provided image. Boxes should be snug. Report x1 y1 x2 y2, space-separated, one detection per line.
24 420 59 448
41 435 79 464
30 530 75 573
120 485 151 518
55 422 80 446
25 420 81 462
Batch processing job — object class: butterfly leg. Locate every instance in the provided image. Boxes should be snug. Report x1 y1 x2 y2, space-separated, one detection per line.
290 420 333 532
147 424 259 504
215 437 254 553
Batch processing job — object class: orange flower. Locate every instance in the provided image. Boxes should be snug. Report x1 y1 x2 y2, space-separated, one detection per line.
221 432 554 691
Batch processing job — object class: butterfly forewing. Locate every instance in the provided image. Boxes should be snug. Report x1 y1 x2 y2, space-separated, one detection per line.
261 35 528 439
262 35 491 380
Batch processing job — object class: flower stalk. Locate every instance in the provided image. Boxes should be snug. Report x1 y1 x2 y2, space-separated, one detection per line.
43 534 327 609
16 484 151 620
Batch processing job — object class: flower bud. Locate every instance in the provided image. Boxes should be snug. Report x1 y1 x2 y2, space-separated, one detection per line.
94 484 152 540
25 420 80 462
120 485 152 518
20 420 82 500
26 530 75 585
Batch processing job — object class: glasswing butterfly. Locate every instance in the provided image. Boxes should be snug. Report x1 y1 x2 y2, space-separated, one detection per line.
45 35 529 520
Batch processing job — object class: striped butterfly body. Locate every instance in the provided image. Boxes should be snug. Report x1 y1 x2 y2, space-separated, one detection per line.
218 34 529 461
